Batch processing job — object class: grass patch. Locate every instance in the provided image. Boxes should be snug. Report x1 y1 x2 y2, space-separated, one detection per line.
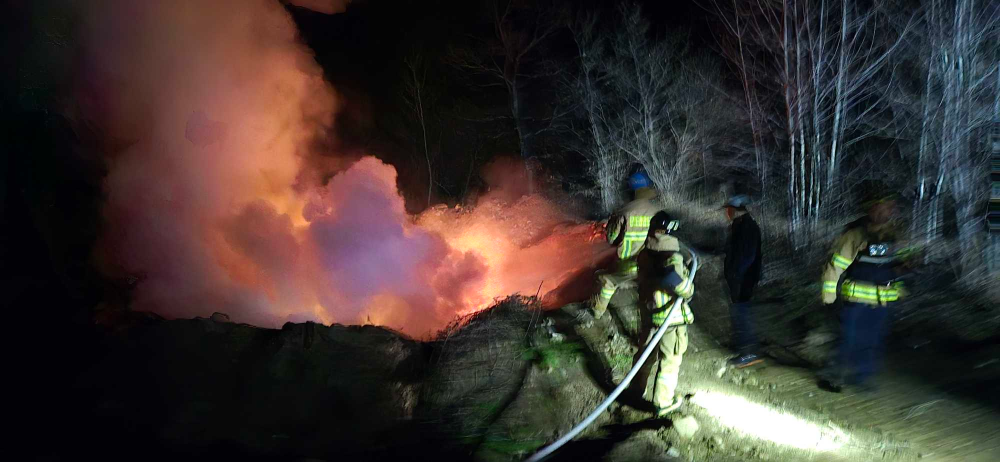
473 400 505 421
481 434 547 455
523 340 583 370
480 428 547 456
610 352 633 372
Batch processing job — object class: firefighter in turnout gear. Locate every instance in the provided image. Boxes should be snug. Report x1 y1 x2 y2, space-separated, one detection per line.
592 170 662 320
637 211 695 416
819 186 912 392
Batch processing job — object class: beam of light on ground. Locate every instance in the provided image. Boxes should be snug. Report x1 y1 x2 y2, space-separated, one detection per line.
690 391 850 451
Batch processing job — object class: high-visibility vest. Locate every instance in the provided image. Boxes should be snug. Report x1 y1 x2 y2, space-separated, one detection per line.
822 224 912 306
619 214 653 273
652 290 694 327
606 190 660 274
837 279 904 306
650 253 695 327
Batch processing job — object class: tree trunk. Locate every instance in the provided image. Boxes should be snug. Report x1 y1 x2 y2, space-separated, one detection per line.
828 0 849 196
510 83 535 195
415 75 432 208
795 13 808 237
914 30 935 242
783 0 801 243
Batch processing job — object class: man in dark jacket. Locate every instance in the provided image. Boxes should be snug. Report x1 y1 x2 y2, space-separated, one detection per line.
722 194 763 368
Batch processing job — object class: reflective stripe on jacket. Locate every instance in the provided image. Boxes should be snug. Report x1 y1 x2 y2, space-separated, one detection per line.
821 221 908 306
606 188 660 274
652 289 694 326
644 235 695 327
839 279 904 305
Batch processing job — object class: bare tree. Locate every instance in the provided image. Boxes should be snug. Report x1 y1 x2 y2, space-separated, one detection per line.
714 0 915 245
908 0 1000 273
448 0 565 192
611 7 739 196
401 53 437 207
665 53 743 192
606 6 675 191
564 5 739 211
567 9 628 215
712 0 779 196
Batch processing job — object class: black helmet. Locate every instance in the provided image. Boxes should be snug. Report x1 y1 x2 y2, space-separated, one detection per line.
649 210 679 235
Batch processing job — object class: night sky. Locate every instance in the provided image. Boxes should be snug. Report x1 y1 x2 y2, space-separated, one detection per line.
287 0 711 155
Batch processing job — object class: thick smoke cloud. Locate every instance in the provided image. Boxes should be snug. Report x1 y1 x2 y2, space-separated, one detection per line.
77 0 606 337
79 0 337 326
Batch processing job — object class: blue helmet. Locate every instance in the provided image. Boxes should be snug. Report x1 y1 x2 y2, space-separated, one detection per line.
628 171 651 190
722 194 751 210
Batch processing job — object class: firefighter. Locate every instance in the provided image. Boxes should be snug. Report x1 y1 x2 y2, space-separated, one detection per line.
590 169 662 320
819 186 911 392
637 211 695 416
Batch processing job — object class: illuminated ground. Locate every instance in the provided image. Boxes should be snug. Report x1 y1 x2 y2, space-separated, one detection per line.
530 301 1000 462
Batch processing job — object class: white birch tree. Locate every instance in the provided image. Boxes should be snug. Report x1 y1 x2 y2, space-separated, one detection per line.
909 0 1000 273
714 0 915 246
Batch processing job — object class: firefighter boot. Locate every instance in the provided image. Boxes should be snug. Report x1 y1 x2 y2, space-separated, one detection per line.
592 293 610 320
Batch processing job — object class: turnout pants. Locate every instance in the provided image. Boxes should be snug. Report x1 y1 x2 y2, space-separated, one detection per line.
595 266 638 316
646 325 688 409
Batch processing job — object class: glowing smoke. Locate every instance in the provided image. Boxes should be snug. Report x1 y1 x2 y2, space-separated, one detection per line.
76 0 607 337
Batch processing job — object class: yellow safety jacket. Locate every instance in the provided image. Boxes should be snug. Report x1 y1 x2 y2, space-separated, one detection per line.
821 222 913 306
606 188 661 275
640 234 695 327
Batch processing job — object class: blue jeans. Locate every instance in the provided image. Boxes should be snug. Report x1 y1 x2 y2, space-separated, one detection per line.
730 301 757 355
837 302 890 385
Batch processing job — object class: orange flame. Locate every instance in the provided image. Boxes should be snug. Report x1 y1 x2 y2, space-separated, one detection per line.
79 0 609 338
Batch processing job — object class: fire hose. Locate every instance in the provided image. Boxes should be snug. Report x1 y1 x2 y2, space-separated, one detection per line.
525 243 698 462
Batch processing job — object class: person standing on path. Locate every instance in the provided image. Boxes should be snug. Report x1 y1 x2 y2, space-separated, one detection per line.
722 194 763 368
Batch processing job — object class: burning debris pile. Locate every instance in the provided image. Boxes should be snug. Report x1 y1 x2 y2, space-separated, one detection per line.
75 0 605 337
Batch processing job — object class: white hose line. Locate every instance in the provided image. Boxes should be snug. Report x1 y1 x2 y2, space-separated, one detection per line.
525 244 698 462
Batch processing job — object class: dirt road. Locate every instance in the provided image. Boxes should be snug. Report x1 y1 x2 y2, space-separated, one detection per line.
551 301 1000 462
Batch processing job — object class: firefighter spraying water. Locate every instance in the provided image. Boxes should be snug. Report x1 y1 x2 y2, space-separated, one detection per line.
586 169 662 322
